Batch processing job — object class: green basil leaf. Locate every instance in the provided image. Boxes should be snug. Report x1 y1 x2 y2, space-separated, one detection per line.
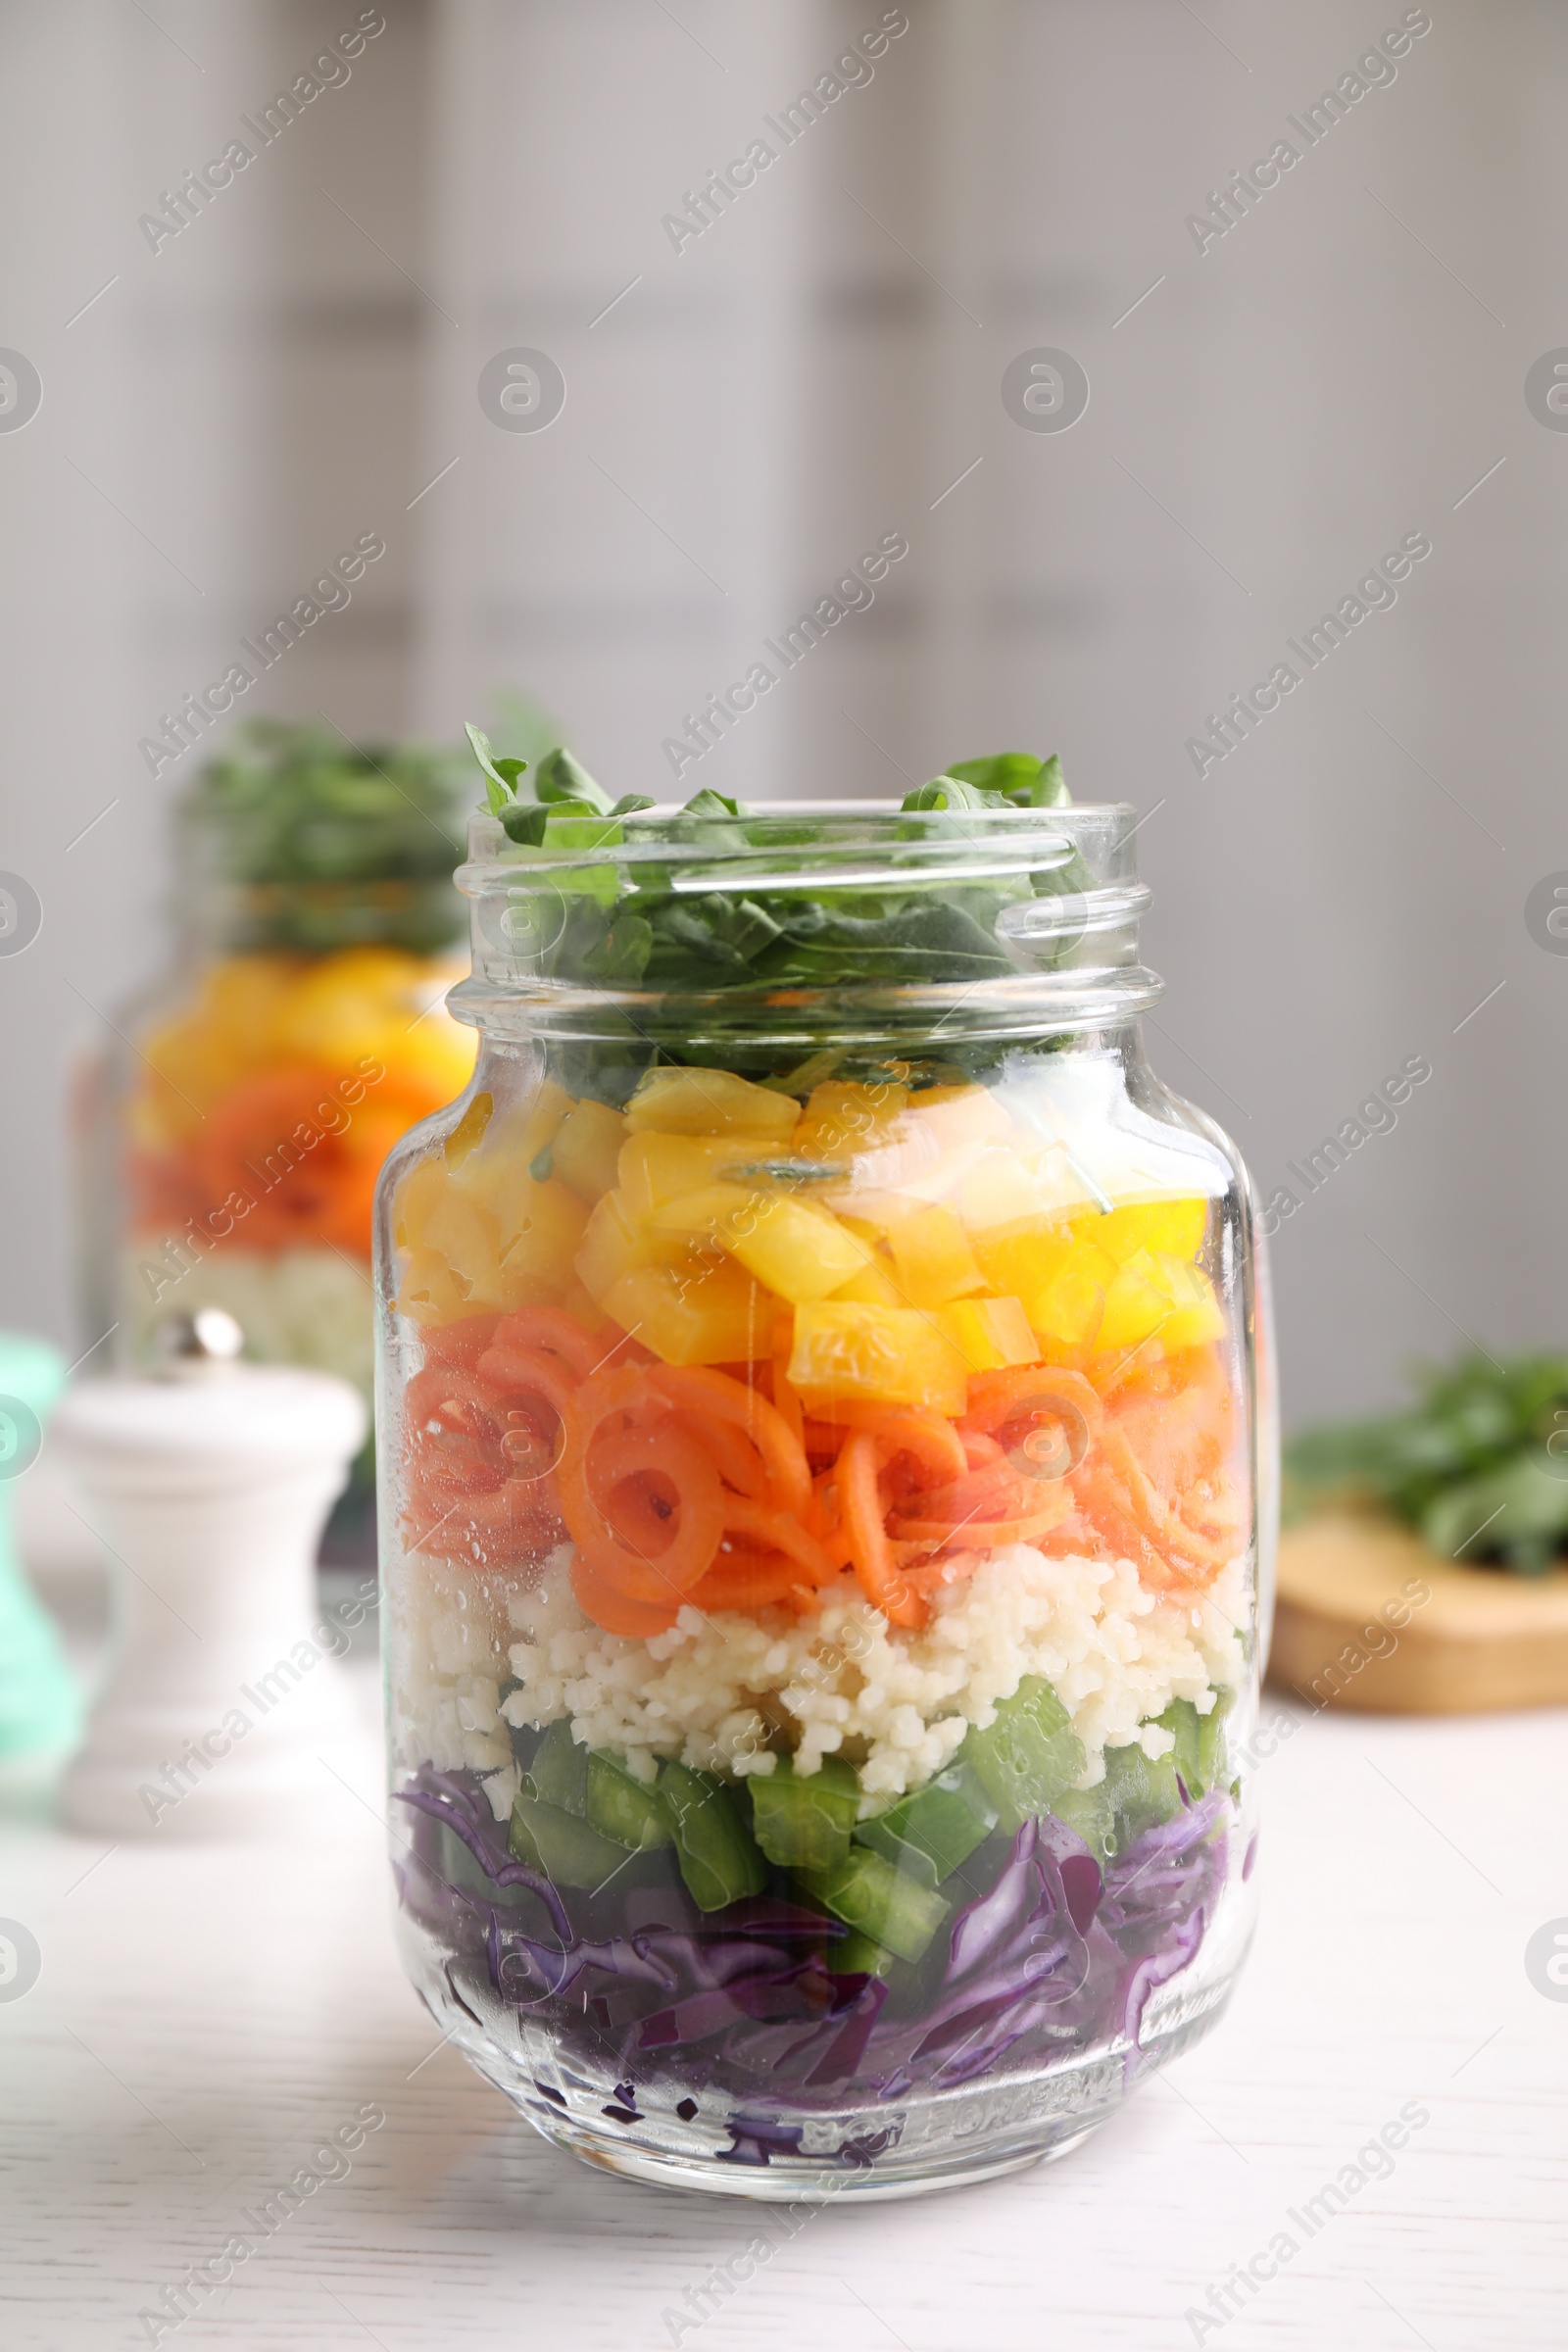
945 753 1043 799
1035 752 1068 806
466 720 526 815
499 797 622 849
941 752 1071 808
583 913 655 983
681 787 751 819
642 894 783 978
499 801 553 846
901 774 996 812
535 747 612 813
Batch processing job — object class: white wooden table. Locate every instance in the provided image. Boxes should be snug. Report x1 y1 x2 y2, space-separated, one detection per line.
4 1557 1563 2351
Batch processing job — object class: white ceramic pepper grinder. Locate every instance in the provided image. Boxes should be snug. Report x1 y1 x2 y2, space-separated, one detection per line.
55 1310 369 1839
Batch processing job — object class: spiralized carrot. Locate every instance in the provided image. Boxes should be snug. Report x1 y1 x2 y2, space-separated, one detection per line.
964 1365 1103 1442
402 1244 1243 1625
403 1453 564 1568
894 1459 1022 1525
586 1423 684 1554
565 1419 724 1604
901 1547 986 1598
565 1357 652 1436
890 1487 1072 1548
647 1364 811 1518
684 1409 770 1500
719 1495 837 1585
769 1333 807 1454
402 1369 508 1506
1109 1352 1232 1501
474 1341 579 1423
863 1409 969 1488
1071 1461 1187 1592
805 1467 854 1559
689 1549 811 1612
840 1429 925 1629
569 1545 680 1637
491 1303 602 1381
403 1362 496 1430
1179 1476 1246 1549
1097 1422 1231 1582
420 1312 503 1368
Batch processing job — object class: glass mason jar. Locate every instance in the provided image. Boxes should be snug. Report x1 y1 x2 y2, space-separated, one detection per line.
81 723 476 1553
377 797 1272 2199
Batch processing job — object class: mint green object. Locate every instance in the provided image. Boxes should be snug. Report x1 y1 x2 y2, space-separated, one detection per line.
0 1335 81 1756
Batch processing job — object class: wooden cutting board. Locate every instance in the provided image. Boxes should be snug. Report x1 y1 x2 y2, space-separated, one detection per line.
1271 1511 1568 1713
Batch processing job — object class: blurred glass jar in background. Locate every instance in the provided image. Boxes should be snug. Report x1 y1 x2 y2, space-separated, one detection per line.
79 720 478 1555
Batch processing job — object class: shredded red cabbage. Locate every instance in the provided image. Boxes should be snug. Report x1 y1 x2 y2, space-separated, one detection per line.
394 1766 1231 2114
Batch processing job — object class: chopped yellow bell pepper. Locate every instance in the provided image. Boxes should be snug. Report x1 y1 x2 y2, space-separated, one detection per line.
603 1258 775 1364
202 956 298 1061
788 1302 968 1417
794 1078 908 1160
392 1155 448 1251
270 946 421 1068
1096 1249 1171 1351
557 1278 610 1335
886 1203 987 1306
830 1250 906 1308
971 1222 1072 1306
906 1086 1014 1149
451 1088 568 1212
956 1153 1048 1240
576 1193 640 1302
1069 1197 1208 1266
502 1173 591 1266
623 1066 799 1141
1098 1246 1225 1354
650 1184 872 1304
550 1097 626 1202
576 1191 703 1305
420 1185 502 1288
618 1132 760 1219
715 1190 873 1302
445 1172 588 1309
396 1246 472 1325
941 1297 1039 1372
1026 1244 1115 1348
1148 1251 1226 1349
443 1092 493 1170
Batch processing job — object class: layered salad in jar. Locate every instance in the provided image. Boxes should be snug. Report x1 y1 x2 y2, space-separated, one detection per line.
111 723 475 1408
382 744 1260 2187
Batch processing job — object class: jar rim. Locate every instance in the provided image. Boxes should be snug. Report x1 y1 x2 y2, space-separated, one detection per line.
456 798 1138 895
454 796 1153 1006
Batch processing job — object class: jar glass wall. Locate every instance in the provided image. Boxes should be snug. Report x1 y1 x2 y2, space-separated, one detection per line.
376 799 1271 2198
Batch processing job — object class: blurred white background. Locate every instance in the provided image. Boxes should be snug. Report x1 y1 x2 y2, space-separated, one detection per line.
2 0 1562 1426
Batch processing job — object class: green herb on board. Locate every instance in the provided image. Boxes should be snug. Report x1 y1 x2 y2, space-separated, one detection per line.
1286 1351 1568 1574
